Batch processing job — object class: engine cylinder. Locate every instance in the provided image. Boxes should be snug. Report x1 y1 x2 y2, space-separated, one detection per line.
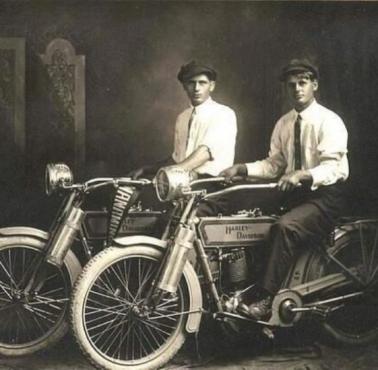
227 249 248 285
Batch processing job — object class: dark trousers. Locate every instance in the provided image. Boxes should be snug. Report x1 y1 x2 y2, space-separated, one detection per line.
262 182 347 295
193 173 230 217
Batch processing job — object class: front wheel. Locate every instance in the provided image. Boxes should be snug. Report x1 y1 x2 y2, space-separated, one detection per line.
71 246 189 370
0 235 81 356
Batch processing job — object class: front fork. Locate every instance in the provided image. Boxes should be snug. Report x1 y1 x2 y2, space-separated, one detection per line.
25 202 85 295
156 225 195 293
143 224 194 308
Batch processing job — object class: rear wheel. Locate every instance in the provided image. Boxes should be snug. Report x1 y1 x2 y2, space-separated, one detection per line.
71 246 189 370
304 220 378 345
0 236 81 355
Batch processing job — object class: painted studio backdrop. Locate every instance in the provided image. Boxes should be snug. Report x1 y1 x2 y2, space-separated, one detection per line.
0 1 377 226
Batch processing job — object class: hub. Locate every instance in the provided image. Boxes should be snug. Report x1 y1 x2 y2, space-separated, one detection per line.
269 289 303 327
279 299 297 324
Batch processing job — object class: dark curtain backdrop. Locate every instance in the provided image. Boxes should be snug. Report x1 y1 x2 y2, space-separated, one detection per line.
0 1 377 225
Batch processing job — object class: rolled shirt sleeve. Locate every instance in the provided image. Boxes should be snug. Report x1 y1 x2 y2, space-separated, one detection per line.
198 108 237 164
173 98 237 176
308 114 349 189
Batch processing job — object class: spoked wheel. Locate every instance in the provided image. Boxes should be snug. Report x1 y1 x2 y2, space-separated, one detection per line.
305 220 378 345
0 236 81 355
71 246 189 370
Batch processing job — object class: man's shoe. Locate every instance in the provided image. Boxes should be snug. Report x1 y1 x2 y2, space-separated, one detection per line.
239 296 272 321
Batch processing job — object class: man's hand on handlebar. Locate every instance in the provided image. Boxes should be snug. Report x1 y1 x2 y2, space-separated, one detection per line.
127 165 155 180
219 164 248 183
278 170 311 191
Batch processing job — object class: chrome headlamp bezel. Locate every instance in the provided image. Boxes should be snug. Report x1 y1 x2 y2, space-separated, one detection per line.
155 166 192 202
45 163 74 196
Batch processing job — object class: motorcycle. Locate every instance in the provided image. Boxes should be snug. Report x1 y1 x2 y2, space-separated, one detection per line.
0 163 161 356
71 166 378 370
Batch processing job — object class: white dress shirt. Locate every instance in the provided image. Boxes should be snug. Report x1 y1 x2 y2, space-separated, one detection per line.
246 100 349 190
172 97 237 176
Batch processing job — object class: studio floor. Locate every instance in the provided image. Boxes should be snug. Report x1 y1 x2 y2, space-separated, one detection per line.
0 331 377 370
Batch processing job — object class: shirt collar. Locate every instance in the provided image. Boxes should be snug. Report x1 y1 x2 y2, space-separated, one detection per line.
190 97 213 113
294 99 318 120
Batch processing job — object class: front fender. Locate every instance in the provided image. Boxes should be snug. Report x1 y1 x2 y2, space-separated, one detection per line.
114 235 203 333
0 226 81 282
0 226 49 240
114 235 167 249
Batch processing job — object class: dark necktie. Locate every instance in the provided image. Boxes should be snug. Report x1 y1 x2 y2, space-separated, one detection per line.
294 113 302 170
186 108 196 150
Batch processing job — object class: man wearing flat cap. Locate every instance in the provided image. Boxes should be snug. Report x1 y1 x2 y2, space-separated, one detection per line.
221 58 349 319
129 60 237 215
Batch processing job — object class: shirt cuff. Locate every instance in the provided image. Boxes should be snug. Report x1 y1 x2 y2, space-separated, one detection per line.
202 145 214 161
308 167 328 190
245 162 264 177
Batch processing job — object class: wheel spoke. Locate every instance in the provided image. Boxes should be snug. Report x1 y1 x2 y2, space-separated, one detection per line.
0 245 69 347
368 223 378 279
0 281 13 300
359 223 369 282
134 261 155 301
85 307 126 325
87 287 131 305
82 253 186 363
27 307 48 336
310 222 378 344
14 251 42 289
24 304 60 323
88 312 129 340
138 316 176 336
94 274 115 296
102 318 128 357
85 300 127 314
15 308 33 342
0 260 19 291
107 263 136 302
127 322 149 359
138 319 161 352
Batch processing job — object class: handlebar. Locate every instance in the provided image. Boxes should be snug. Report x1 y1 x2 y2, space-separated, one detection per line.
202 182 279 200
190 176 227 187
190 176 279 189
63 177 152 193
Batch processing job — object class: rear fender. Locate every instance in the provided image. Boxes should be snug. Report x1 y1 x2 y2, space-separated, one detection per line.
114 235 203 333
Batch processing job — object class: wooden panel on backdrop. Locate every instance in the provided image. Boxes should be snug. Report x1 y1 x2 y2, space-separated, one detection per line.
40 38 85 176
0 37 25 156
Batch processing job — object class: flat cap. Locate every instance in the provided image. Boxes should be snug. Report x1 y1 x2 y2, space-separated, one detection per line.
177 61 217 83
280 58 319 81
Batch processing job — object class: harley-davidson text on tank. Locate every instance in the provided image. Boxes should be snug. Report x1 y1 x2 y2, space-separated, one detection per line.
198 216 277 247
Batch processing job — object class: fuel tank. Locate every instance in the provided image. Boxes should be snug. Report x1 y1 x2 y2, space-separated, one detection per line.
198 213 277 248
82 210 165 240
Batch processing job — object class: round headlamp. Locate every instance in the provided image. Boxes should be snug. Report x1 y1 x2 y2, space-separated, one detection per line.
45 163 74 196
155 166 191 202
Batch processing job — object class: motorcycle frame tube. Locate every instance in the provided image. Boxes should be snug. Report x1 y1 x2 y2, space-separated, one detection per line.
193 236 224 312
114 235 203 333
161 201 183 241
